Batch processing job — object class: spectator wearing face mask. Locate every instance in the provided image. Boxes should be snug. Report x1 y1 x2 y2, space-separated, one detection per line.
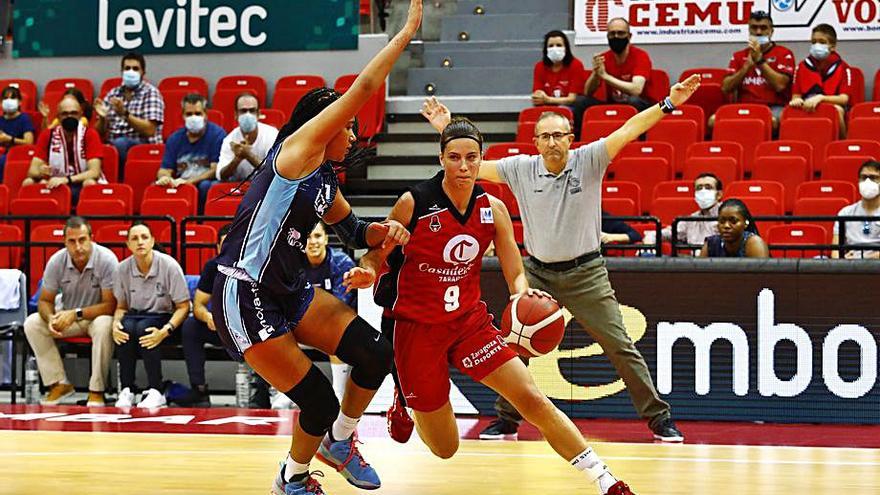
582 17 654 111
24 95 105 203
38 88 92 131
720 10 794 130
94 51 165 164
216 93 279 183
700 198 770 258
0 86 36 176
532 31 586 134
156 93 226 212
789 24 852 138
662 173 722 254
833 160 880 259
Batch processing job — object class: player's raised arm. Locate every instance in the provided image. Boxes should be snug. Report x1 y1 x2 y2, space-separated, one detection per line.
344 192 415 291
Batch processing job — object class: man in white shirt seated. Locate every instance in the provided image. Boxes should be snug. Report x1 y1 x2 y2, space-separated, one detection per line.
216 93 279 182
834 160 880 259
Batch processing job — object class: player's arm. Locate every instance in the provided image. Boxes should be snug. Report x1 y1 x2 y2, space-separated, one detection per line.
323 190 410 250
605 74 701 160
277 0 422 179
344 192 415 291
490 196 529 297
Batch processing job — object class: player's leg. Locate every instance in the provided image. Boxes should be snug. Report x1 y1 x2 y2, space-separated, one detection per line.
411 402 460 459
381 317 415 443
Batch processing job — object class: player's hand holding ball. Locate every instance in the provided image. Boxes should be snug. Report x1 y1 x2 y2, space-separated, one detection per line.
501 291 565 357
510 287 555 302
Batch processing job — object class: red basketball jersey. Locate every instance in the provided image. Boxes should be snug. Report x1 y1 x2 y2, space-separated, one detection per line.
375 173 496 323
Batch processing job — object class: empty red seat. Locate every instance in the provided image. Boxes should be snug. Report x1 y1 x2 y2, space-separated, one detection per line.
822 155 874 182
161 88 193 140
712 118 768 174
651 197 697 226
28 224 66 292
101 144 119 184
825 140 880 161
740 195 783 232
602 181 642 215
520 106 574 125
643 69 670 104
755 140 813 176
584 105 637 122
714 103 773 130
141 198 189 235
76 199 127 232
204 198 241 231
646 119 699 173
0 224 23 269
847 117 880 142
667 104 705 140
258 108 287 129
78 183 134 215
602 197 639 216
158 76 210 97
476 180 505 200
849 66 866 105
44 78 94 101
17 184 72 213
580 120 625 142
216 75 267 105
160 224 217 275
607 157 672 213
271 88 315 118
767 224 829 258
484 143 539 160
725 181 785 211
94 224 132 260
796 180 857 204
123 159 162 211
682 156 740 187
652 180 695 203
874 69 880 101
99 77 122 99
335 75 386 140
793 197 850 239
143 183 198 216
686 141 744 170
207 182 249 204
782 105 840 141
848 101 880 121
751 156 810 212
0 78 38 111
780 118 834 172
615 142 674 175
0 184 7 217
127 144 165 162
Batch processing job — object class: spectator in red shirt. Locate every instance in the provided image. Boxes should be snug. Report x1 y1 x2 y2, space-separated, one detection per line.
532 30 587 137
790 24 852 138
582 18 654 112
24 95 104 203
720 10 794 130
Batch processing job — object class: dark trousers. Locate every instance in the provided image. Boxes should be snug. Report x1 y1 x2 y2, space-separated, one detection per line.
117 312 173 391
181 316 223 388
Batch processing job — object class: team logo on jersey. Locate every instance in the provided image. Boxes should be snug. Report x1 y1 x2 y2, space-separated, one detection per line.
480 207 494 224
429 215 442 232
569 176 582 194
314 182 333 217
287 227 305 252
428 203 443 212
443 234 480 266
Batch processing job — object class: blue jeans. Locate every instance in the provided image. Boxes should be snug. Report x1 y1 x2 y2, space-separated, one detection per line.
196 179 216 214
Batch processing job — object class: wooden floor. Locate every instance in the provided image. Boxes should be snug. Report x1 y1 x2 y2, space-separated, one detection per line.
1 430 879 494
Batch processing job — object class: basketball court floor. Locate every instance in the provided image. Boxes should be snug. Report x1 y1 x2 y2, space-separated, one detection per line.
2 404 879 494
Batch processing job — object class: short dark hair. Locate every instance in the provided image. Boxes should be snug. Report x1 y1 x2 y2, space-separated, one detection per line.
234 91 259 113
440 117 483 152
181 93 208 109
120 51 146 72
695 173 723 190
749 10 773 26
218 224 232 243
859 160 880 176
63 216 92 236
812 23 837 44
719 198 759 235
541 30 574 67
1 86 22 100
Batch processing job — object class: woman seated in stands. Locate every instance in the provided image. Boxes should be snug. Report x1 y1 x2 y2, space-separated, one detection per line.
0 85 36 177
532 30 586 135
700 199 770 258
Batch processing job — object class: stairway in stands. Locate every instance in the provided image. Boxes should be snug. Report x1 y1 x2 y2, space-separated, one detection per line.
347 0 572 218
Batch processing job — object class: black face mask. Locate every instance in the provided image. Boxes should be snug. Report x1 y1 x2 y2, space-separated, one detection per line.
61 117 79 132
608 37 629 54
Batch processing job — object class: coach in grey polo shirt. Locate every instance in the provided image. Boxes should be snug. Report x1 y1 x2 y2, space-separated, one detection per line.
420 75 701 442
24 217 118 406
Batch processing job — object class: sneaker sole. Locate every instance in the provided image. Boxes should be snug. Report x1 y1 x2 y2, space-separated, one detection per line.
478 433 518 440
315 449 381 490
653 434 684 442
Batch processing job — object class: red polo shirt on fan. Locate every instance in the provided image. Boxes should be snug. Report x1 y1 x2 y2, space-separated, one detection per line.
792 52 853 101
601 45 653 103
533 57 587 98
728 43 795 105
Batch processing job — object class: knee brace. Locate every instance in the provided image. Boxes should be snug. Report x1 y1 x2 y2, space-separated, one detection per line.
284 366 339 437
334 317 392 390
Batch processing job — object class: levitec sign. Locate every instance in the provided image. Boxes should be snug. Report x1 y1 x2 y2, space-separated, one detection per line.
12 0 359 58
575 0 880 45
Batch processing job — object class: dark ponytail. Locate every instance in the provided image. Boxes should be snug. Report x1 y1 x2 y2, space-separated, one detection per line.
719 198 759 236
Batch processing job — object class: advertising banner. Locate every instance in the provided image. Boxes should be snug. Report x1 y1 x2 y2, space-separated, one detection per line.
12 0 359 58
574 0 880 45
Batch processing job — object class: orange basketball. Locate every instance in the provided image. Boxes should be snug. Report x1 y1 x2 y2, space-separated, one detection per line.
500 293 565 357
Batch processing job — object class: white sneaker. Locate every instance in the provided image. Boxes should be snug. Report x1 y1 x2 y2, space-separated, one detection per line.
270 390 297 410
137 388 167 409
115 387 135 408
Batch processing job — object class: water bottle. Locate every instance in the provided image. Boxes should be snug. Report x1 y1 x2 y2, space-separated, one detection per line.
235 363 252 408
24 356 40 405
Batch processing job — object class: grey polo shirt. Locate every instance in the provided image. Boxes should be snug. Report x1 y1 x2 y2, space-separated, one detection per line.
497 140 610 262
114 251 190 313
42 243 118 310
835 201 880 257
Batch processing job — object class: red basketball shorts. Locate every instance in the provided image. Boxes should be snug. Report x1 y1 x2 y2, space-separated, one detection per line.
389 302 517 413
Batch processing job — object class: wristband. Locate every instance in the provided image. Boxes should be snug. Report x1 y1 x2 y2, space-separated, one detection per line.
75 308 83 319
164 322 175 333
658 97 676 114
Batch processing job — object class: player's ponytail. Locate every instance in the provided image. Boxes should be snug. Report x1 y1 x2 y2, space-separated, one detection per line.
441 117 483 153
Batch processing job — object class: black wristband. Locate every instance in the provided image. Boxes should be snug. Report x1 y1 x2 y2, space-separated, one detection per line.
658 97 676 114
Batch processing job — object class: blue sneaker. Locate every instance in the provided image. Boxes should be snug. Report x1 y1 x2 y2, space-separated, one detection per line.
315 433 381 490
270 464 326 495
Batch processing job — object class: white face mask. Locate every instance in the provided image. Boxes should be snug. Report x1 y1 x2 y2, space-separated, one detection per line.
2 98 19 113
695 189 717 210
547 46 566 63
185 115 206 134
860 179 880 200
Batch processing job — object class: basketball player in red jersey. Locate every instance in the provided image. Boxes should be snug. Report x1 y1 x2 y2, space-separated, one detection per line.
345 118 635 495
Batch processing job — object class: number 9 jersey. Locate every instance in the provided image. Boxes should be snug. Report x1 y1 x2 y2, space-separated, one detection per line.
374 172 496 323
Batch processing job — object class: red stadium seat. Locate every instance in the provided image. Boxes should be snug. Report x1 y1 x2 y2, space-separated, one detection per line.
712 118 768 174
667 104 705 140
678 69 732 119
2 161 31 200
9 198 62 231
849 66 865 105
607 157 672 213
686 141 744 171
782 104 840 142
725 181 785 211
755 140 813 177
98 77 122 99
585 104 637 122
767 224 829 258
824 140 880 161
158 76 210 97
496 184 520 218
25 111 43 133
0 78 38 111
271 88 314 118
94 224 132 260
751 156 811 212
211 89 256 126
207 109 226 131
204 198 241 231
28 224 66 293
44 78 94 101
484 143 539 161
335 75 386 140
127 144 165 162
0 184 7 217
682 156 740 187
101 144 119 184
0 224 23 269
849 101 880 121
847 118 880 142
796 180 857 204
793 197 850 240
161 88 192 140
17 184 71 213
123 159 162 211
874 69 880 101
78 183 134 215
780 118 834 173
740 195 782 232
143 183 198 216
519 106 574 125
643 69 670 104
822 155 874 182
652 180 695 203
141 198 189 235
257 109 286 129
216 75 267 105
679 67 732 84
76 199 127 232
651 197 696 226
602 197 639 217
476 180 505 200
207 182 249 203
714 103 773 131
646 120 699 175
276 75 326 91
516 121 537 143
580 119 625 142
602 181 642 215
160 224 217 275
615 142 674 175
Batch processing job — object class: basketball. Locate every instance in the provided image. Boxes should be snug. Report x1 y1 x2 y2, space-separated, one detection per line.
500 293 566 357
